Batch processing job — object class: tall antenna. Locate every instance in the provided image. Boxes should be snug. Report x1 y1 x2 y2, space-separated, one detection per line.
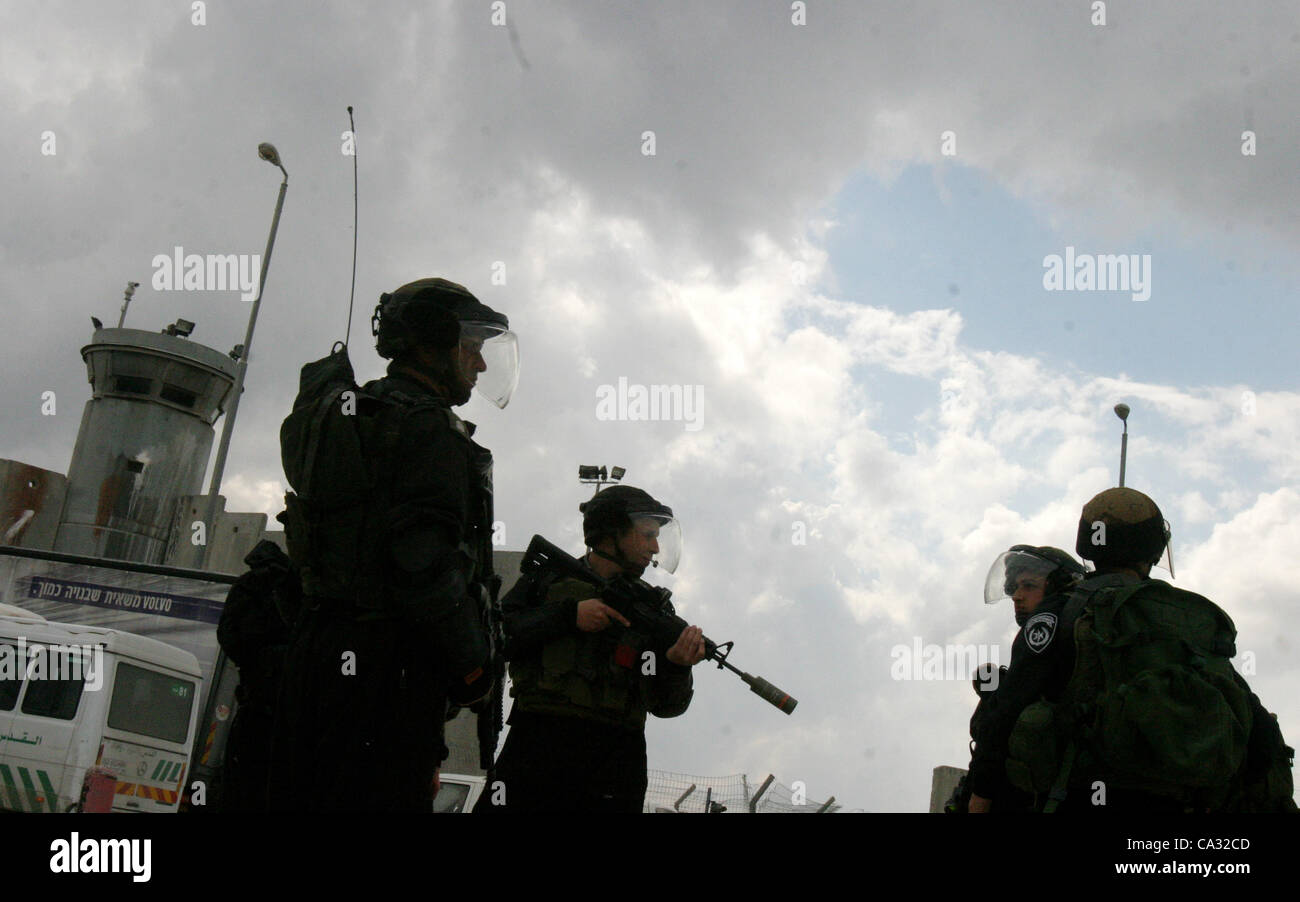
1114 403 1130 486
345 105 359 347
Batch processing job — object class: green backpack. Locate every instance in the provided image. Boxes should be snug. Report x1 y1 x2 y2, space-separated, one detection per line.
1010 579 1256 809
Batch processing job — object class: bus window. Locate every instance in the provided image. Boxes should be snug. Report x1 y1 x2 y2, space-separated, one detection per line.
0 642 21 711
19 665 85 722
107 663 196 744
432 781 472 813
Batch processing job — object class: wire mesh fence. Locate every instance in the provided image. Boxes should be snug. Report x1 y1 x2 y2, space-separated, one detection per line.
645 769 852 813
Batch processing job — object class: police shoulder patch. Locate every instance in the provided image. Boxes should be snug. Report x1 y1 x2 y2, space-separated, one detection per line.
1023 611 1058 654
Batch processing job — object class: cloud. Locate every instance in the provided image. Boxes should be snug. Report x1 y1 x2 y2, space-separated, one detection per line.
219 473 285 521
3 0 1297 811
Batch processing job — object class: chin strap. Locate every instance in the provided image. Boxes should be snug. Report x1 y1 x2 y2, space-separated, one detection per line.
590 548 648 574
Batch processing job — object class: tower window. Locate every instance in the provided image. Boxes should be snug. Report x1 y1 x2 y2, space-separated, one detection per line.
112 375 153 395
159 384 198 409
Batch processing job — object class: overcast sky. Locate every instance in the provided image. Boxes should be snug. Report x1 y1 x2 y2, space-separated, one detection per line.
2 0 1298 811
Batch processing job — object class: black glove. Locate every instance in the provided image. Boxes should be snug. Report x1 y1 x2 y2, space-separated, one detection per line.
972 663 1005 697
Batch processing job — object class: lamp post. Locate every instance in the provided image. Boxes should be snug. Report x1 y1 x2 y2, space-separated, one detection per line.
1114 403 1130 487
201 143 288 567
578 465 626 493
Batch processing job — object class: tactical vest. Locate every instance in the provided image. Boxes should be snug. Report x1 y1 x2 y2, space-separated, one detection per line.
280 349 495 619
508 575 655 732
1007 577 1255 809
371 379 499 609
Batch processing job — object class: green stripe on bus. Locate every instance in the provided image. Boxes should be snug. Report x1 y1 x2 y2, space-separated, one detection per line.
0 764 18 811
16 766 40 812
151 760 166 781
36 769 59 812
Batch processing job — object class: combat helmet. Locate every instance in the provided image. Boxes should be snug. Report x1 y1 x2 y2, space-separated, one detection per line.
371 278 518 408
1075 487 1173 576
579 485 682 574
984 544 1087 606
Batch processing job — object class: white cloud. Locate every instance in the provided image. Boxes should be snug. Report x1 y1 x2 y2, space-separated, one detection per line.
4 0 1297 812
219 474 285 522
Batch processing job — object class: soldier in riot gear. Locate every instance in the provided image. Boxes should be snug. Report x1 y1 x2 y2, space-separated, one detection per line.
272 277 517 812
964 545 1087 812
217 538 301 812
972 488 1293 812
474 485 705 813
1051 487 1293 811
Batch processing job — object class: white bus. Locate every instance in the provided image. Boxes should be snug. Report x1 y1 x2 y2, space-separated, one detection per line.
0 604 202 813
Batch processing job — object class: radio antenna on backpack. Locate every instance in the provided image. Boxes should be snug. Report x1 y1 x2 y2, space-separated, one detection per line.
345 105 359 348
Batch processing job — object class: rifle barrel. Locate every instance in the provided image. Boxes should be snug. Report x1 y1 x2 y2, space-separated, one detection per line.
739 670 797 714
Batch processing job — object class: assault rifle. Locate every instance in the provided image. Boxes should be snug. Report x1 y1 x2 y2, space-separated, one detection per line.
519 535 797 714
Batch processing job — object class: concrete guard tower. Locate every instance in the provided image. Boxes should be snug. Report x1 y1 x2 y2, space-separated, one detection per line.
53 326 237 565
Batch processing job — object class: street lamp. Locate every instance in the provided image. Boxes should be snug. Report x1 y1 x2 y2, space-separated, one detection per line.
201 142 289 567
1114 403 1130 487
578 465 626 492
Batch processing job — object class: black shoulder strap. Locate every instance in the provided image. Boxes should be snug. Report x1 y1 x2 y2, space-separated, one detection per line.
1059 583 1096 626
503 569 558 609
299 386 349 495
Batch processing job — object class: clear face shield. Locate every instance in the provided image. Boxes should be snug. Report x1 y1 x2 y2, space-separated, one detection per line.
457 321 519 409
1153 519 1175 579
626 512 682 575
982 551 1055 629
983 549 1057 607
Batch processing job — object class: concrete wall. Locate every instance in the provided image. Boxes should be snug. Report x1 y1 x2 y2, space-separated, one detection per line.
0 460 66 550
164 495 268 575
930 765 966 812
